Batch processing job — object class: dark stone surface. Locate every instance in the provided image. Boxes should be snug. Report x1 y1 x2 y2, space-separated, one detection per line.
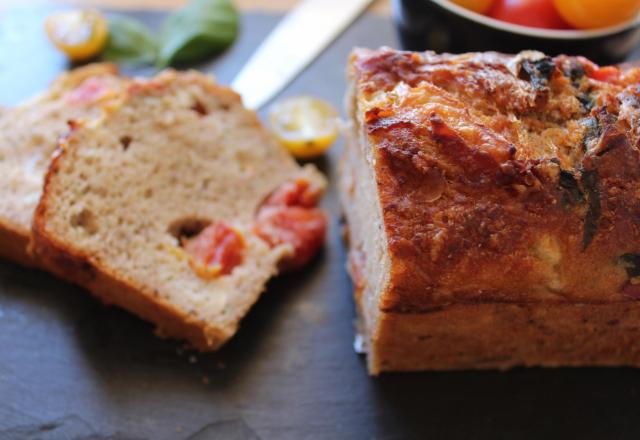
1 6 640 440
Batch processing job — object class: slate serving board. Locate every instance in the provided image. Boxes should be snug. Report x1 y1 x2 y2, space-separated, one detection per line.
1 6 640 440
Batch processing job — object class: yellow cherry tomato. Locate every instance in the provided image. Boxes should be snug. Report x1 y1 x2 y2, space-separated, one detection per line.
450 0 495 14
553 0 640 29
269 96 339 160
45 9 109 61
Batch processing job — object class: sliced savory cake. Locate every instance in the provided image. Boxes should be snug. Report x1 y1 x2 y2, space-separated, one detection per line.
341 48 640 374
0 63 125 266
32 70 327 350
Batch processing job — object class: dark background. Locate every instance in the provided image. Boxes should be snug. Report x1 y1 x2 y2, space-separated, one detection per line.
1 6 639 440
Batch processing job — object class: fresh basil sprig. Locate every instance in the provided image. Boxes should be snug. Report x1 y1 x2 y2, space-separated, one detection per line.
158 0 239 67
103 15 157 65
102 0 239 68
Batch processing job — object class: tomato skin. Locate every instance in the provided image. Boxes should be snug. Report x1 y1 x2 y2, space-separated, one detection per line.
348 249 367 298
255 179 326 270
450 0 495 13
587 66 622 83
621 281 640 298
264 178 322 208
489 0 570 29
183 222 244 276
255 206 327 270
553 0 640 29
67 78 113 105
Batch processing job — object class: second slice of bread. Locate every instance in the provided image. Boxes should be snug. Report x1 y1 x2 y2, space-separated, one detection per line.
32 70 326 350
0 63 124 266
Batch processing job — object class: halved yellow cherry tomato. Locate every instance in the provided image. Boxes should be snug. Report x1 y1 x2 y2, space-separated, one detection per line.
450 0 495 14
269 96 339 160
45 9 109 61
553 0 640 29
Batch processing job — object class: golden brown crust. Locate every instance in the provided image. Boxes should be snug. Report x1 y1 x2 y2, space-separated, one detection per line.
32 145 228 351
371 301 640 374
0 222 35 267
350 48 640 312
32 225 227 350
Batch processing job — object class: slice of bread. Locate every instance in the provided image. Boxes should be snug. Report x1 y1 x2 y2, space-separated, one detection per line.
0 63 124 266
32 70 326 350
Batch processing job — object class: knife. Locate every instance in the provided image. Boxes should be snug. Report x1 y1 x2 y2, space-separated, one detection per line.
231 0 374 110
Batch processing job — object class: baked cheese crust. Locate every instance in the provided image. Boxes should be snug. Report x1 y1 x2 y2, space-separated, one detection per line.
349 48 640 312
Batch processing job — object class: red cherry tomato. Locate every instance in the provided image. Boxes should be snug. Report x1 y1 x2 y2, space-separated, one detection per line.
255 178 326 270
621 281 640 298
348 249 366 296
183 222 244 276
489 0 571 29
587 66 622 83
450 0 495 14
263 178 321 208
554 0 640 30
255 206 326 271
67 77 114 105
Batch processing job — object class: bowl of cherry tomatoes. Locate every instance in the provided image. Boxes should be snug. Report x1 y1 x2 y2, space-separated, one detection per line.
393 0 640 63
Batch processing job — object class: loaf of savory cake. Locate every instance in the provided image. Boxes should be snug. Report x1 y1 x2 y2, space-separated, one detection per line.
341 47 640 374
32 70 327 350
0 63 125 266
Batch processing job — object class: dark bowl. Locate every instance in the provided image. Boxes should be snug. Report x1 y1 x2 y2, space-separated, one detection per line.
392 0 640 64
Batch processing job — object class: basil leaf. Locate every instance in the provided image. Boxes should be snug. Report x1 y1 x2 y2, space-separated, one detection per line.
558 169 584 208
157 0 239 67
581 169 601 250
518 57 555 91
103 15 157 65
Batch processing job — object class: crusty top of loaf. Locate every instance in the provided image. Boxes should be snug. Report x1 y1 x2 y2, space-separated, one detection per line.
349 47 640 311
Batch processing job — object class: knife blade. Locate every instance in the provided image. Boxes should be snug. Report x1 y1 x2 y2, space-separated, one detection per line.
231 0 374 110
